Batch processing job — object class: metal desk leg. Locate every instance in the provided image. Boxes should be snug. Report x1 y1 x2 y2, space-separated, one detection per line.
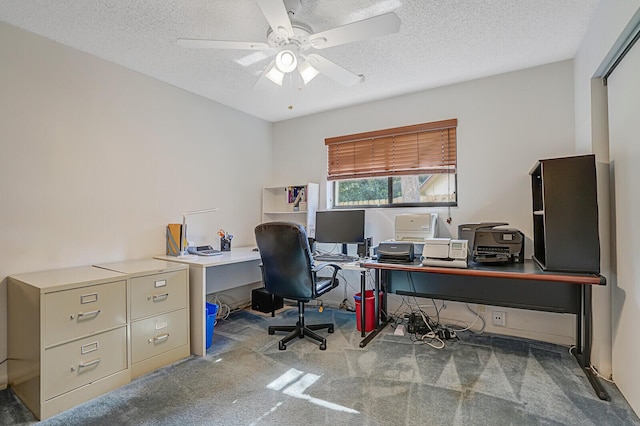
359 269 366 337
575 284 609 400
359 268 387 348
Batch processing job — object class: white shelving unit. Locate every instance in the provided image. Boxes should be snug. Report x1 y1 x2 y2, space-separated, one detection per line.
262 183 319 237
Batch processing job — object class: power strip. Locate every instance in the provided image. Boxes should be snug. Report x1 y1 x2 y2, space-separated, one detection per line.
437 328 457 340
406 314 430 334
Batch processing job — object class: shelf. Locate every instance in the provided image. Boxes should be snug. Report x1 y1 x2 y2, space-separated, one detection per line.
529 155 599 273
263 211 307 215
262 183 319 236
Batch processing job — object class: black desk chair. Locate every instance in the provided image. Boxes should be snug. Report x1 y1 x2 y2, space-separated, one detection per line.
254 222 341 350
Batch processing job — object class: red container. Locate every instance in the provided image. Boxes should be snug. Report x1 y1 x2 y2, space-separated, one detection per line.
354 290 381 332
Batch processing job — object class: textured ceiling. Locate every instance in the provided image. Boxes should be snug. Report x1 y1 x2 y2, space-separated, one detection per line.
0 0 600 122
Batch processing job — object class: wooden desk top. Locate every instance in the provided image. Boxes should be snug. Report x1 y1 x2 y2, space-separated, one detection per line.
361 259 605 285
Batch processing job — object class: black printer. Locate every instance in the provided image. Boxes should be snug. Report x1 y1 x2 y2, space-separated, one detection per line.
458 222 524 264
377 241 415 263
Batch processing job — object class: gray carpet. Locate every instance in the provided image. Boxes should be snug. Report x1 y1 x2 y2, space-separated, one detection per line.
1 307 639 425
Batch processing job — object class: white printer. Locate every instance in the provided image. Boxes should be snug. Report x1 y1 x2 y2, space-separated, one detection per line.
421 238 468 268
390 213 438 255
373 213 438 260
394 213 438 242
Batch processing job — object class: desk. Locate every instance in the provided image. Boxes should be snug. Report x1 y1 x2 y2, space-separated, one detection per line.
361 259 609 400
155 247 262 356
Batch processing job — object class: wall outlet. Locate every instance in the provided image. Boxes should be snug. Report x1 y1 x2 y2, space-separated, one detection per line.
492 311 506 327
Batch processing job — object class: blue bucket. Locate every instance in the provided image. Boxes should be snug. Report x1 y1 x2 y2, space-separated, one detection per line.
205 303 219 349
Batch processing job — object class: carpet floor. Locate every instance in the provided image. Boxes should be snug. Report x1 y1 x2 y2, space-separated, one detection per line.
1 307 639 425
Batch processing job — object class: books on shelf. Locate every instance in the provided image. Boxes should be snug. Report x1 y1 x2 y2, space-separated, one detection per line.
287 186 306 203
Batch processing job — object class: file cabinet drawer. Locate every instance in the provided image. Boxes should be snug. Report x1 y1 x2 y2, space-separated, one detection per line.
44 326 127 400
131 309 188 364
44 280 127 347
130 270 187 320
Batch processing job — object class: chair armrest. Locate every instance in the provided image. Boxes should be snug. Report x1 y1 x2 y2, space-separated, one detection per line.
312 262 341 272
313 262 341 282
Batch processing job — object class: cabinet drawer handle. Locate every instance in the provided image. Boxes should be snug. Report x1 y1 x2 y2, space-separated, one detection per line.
71 309 101 320
78 358 101 369
150 333 170 343
152 293 169 302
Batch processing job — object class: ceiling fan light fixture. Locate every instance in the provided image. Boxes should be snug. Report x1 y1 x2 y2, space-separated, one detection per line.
298 59 319 84
275 50 297 73
265 65 285 86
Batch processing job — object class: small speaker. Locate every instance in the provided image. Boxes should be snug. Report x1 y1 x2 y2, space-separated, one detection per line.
252 288 283 316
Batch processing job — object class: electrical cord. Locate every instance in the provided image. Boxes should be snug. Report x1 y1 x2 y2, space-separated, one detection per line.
207 293 233 320
336 267 380 313
431 298 442 324
404 272 449 349
589 364 615 383
388 294 413 320
567 345 614 384
420 332 445 349
443 303 486 334
402 295 484 334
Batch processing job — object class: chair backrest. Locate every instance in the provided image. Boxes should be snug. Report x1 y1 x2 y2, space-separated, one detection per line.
254 222 315 300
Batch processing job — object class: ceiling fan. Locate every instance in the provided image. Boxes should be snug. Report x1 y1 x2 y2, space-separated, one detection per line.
177 0 401 88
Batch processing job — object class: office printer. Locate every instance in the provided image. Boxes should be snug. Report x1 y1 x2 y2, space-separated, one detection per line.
387 213 438 255
377 241 415 264
394 213 438 241
458 222 524 264
421 238 468 268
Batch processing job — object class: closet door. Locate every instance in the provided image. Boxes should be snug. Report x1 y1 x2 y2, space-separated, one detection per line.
607 36 640 412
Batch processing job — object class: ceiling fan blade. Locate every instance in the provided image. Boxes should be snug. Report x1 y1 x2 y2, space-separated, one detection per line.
257 0 295 39
236 49 278 67
309 12 401 49
306 54 363 87
177 39 270 50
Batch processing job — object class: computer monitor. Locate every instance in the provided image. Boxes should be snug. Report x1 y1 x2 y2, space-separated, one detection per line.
314 210 365 246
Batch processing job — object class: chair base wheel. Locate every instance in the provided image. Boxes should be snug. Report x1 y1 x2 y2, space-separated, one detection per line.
269 321 335 350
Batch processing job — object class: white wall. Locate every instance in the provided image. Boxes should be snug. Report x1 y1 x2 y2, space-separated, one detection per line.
573 0 640 406
272 60 577 345
0 23 272 388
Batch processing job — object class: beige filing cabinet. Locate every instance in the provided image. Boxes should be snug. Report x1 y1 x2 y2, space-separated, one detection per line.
8 266 130 420
95 259 190 379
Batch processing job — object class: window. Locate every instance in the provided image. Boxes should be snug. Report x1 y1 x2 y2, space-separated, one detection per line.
325 119 458 207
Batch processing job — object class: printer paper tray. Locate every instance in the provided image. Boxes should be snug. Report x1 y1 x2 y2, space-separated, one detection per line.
422 258 467 268
378 256 414 264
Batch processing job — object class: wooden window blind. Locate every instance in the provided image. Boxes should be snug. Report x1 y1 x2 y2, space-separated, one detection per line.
325 119 457 181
